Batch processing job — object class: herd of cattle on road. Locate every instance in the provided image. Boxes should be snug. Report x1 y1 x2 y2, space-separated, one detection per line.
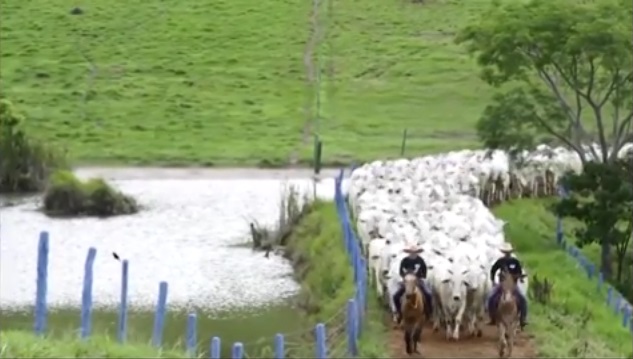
344 143 633 357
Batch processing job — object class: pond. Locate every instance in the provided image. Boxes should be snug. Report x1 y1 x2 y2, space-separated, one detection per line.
0 167 344 355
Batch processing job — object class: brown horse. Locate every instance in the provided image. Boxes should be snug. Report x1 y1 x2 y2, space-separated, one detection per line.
495 269 524 358
401 273 426 355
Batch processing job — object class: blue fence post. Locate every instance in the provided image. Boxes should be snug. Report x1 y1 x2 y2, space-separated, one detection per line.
210 337 221 359
117 259 129 343
80 247 97 339
623 306 631 328
607 287 613 306
151 281 169 347
354 290 362 337
614 296 621 315
186 313 197 357
555 216 563 245
586 263 594 279
346 299 358 357
231 342 244 359
34 231 50 336
597 272 604 290
274 333 285 359
315 323 327 359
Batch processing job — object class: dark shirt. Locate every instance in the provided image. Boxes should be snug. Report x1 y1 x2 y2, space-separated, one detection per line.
490 256 523 282
399 256 427 279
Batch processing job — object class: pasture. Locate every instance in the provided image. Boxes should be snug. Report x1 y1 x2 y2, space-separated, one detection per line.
0 0 487 166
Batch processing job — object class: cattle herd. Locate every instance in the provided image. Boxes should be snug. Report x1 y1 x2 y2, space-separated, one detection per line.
345 143 633 343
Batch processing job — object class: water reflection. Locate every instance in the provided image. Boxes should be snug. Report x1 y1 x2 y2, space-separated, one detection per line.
1 176 339 310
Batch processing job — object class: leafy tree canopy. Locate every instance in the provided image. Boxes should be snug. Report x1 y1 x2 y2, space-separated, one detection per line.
457 0 633 163
553 160 632 280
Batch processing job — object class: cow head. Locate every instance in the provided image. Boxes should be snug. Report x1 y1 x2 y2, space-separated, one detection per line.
441 268 471 302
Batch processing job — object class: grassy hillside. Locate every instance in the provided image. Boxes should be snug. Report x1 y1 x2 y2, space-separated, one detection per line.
0 0 491 165
494 199 630 357
314 0 487 160
0 0 309 165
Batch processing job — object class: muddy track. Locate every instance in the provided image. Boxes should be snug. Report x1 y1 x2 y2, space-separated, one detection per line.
384 313 538 358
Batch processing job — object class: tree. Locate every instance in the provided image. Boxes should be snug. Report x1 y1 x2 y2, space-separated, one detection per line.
456 0 633 163
553 160 632 281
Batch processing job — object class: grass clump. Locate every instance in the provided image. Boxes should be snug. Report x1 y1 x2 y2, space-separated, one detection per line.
0 99 66 193
279 201 390 358
43 170 138 217
494 199 630 357
0 330 189 358
249 182 313 252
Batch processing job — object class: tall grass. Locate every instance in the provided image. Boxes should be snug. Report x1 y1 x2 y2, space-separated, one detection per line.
248 182 314 251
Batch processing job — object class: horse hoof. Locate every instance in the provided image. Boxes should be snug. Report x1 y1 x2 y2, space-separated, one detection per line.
477 329 483 337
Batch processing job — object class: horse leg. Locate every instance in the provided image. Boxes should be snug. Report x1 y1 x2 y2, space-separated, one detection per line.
404 330 412 355
497 323 507 358
413 326 422 353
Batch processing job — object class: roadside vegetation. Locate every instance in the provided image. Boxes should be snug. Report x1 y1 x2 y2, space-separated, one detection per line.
280 201 389 358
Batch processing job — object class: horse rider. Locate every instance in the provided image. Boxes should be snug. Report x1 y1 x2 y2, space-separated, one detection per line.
393 243 433 324
487 242 528 329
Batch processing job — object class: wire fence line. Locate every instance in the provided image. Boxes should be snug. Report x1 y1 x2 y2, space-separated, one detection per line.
555 187 633 333
22 169 369 358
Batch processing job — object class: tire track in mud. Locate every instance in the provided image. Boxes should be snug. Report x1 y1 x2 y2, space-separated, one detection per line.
289 0 324 164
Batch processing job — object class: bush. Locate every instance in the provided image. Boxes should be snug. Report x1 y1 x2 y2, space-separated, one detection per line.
0 99 66 193
43 170 138 217
248 182 313 251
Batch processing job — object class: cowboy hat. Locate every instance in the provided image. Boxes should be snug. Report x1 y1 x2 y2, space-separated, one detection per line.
403 243 423 254
499 242 514 253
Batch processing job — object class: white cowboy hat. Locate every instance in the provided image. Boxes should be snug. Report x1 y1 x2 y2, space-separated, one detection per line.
403 243 423 254
499 242 514 253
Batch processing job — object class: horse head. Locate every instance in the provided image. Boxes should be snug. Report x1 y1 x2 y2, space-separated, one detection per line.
403 273 421 301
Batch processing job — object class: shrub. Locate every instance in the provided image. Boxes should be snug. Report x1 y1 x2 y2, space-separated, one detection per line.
43 170 138 217
0 99 66 193
248 182 313 251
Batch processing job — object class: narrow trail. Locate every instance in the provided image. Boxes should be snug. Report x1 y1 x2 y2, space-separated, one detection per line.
385 315 538 358
389 325 537 358
289 0 323 164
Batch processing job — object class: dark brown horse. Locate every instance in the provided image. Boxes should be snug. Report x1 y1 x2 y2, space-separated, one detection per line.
401 273 426 355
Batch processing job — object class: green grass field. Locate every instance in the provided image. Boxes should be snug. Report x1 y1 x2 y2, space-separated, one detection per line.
494 199 630 357
0 331 190 358
0 0 488 166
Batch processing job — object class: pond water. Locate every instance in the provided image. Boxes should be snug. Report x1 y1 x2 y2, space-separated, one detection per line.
0 168 347 354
